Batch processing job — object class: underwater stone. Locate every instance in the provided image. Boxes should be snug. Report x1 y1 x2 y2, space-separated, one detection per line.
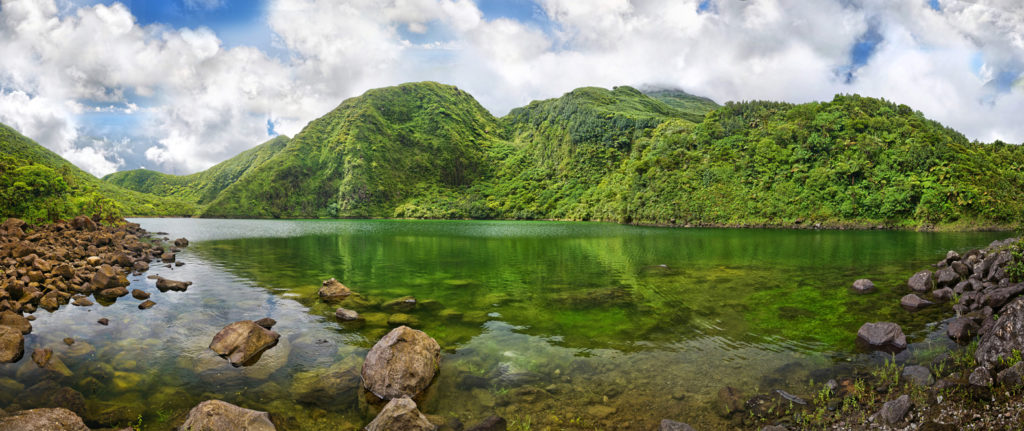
365 397 435 431
850 279 875 294
180 400 276 431
0 408 88 431
0 326 24 363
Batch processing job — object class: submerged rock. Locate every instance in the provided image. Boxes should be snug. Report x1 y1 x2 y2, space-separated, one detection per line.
174 237 189 247
179 400 276 431
318 278 351 302
856 322 907 353
382 296 417 312
138 300 156 310
900 293 934 311
0 407 88 431
335 308 361 321
466 415 507 431
365 397 435 431
209 321 280 367
156 277 192 292
362 325 441 400
0 326 24 363
254 317 276 330
851 279 875 294
659 420 696 431
131 289 150 300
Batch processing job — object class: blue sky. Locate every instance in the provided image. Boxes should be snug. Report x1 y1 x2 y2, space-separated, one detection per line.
0 0 1022 176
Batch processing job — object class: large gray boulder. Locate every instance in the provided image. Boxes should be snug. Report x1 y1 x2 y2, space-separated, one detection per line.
209 321 280 367
0 408 88 431
179 400 276 431
0 326 24 363
976 297 1024 369
361 325 441 400
365 397 435 431
947 317 979 344
856 322 906 353
935 266 960 288
907 271 933 292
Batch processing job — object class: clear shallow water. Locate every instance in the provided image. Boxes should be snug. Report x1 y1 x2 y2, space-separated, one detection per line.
0 219 1007 430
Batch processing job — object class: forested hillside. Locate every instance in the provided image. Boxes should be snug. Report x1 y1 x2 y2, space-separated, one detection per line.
103 135 290 206
96 82 1024 228
0 124 195 223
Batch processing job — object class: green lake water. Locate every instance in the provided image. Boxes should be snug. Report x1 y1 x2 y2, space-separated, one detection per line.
0 219 1008 430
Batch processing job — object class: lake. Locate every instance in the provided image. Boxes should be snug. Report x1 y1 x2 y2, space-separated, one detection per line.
0 219 1007 430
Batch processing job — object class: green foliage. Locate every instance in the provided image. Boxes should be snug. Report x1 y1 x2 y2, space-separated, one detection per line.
0 124 195 223
1007 242 1024 283
871 354 903 392
88 83 1024 228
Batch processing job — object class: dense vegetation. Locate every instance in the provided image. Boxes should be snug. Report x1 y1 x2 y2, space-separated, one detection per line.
0 124 195 224
6 81 1018 229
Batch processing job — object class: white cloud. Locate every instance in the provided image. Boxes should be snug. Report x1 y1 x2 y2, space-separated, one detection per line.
0 0 1023 178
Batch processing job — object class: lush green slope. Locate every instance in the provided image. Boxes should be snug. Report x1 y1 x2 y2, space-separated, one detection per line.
0 124 195 223
642 88 720 123
578 95 1024 227
102 135 289 207
200 82 503 218
94 82 1024 229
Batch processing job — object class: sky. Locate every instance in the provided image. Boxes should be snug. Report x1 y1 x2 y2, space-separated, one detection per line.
1 0 1023 176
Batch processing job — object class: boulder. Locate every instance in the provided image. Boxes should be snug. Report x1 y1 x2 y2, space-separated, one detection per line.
335 308 361 321
91 264 128 290
365 397 435 431
659 420 696 431
935 266 960 288
856 322 907 353
907 271 933 292
96 286 129 300
901 365 934 387
209 321 280 367
138 300 156 310
53 263 75 280
0 408 88 431
851 279 875 294
976 297 1024 369
71 216 96 232
254 318 276 330
0 311 31 334
968 366 993 388
874 394 911 425
900 293 933 311
174 238 189 247
132 260 149 273
156 277 192 292
0 326 24 363
131 289 150 300
715 386 745 418
947 317 979 344
996 361 1024 387
945 250 961 263
317 278 351 301
932 287 954 301
32 347 52 368
980 284 1024 309
361 325 441 400
179 400 276 431
160 252 176 262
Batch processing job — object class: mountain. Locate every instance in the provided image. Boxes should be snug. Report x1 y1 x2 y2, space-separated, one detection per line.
99 82 1024 228
103 135 290 207
0 123 195 223
200 82 503 218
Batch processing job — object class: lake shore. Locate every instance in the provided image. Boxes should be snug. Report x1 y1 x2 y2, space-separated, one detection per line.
0 216 1021 430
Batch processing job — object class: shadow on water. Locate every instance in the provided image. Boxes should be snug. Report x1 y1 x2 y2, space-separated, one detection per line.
0 219 1007 430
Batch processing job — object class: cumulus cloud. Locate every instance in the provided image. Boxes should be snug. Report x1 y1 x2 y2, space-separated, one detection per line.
0 0 1022 177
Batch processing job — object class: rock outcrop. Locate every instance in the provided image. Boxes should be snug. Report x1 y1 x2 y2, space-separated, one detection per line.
361 325 441 400
209 321 281 367
179 400 276 431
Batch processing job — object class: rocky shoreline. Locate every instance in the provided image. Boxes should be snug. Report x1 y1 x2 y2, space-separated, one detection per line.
721 235 1024 430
